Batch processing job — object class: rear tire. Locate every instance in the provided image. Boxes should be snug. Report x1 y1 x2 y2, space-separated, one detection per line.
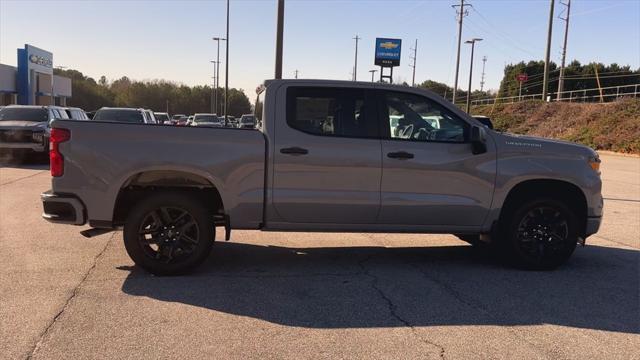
500 198 578 270
123 192 215 275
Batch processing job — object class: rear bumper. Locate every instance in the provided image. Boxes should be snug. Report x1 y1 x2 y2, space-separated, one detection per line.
41 190 86 225
0 142 46 152
585 216 602 237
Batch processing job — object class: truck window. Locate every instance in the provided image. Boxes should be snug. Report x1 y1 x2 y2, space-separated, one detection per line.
382 91 468 143
286 87 377 138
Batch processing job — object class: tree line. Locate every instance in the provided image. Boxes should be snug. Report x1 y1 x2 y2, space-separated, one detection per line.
54 68 252 116
416 60 638 103
498 60 640 99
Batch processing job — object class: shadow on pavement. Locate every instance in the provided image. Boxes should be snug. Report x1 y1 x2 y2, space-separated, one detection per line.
121 242 639 334
0 151 49 169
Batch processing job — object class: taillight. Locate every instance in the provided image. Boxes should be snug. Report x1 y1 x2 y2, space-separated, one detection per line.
49 128 70 177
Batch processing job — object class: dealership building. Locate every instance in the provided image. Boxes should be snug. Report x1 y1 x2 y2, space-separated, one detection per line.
0 44 72 106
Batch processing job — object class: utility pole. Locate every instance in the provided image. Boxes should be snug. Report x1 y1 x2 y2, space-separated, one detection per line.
452 0 472 104
275 0 285 79
294 69 299 79
542 0 555 102
556 0 571 101
409 39 418 86
213 37 226 114
480 56 487 92
353 35 361 81
224 0 230 123
210 60 217 114
369 69 378 82
465 38 482 113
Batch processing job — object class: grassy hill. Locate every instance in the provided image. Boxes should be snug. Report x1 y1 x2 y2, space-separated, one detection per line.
471 99 640 154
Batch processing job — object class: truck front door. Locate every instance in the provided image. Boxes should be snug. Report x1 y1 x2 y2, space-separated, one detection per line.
271 85 381 224
376 90 496 227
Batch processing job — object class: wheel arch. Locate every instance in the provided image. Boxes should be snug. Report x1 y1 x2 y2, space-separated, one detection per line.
112 169 225 226
499 179 588 236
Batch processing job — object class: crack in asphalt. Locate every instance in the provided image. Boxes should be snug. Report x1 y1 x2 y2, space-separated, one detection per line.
358 255 447 359
25 233 115 360
0 170 48 186
593 234 639 249
411 263 554 359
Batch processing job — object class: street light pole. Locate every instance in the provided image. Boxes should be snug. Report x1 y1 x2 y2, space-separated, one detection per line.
275 0 285 79
224 0 230 123
465 38 482 113
369 69 378 82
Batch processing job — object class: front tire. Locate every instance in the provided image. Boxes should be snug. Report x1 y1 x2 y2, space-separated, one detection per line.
501 198 578 270
123 192 215 275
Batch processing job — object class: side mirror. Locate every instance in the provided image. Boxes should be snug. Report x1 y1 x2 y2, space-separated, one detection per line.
475 116 493 129
470 126 487 155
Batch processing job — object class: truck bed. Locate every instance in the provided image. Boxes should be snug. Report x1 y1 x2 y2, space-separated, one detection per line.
50 120 266 228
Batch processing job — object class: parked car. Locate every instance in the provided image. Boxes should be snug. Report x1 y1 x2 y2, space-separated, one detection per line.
92 107 155 124
238 114 256 129
42 79 603 275
64 107 89 120
226 116 237 127
191 113 223 127
154 112 171 124
175 116 189 126
86 111 96 120
143 110 157 124
0 105 69 155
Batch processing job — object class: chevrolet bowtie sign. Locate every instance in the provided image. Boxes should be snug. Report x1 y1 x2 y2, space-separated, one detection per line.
375 38 402 67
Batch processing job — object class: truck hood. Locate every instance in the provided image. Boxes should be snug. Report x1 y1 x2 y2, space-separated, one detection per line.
495 132 597 158
0 121 49 131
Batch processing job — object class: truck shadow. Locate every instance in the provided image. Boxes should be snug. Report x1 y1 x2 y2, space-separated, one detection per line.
120 242 639 334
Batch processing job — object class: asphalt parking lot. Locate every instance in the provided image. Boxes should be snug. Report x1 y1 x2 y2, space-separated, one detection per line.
1 153 638 359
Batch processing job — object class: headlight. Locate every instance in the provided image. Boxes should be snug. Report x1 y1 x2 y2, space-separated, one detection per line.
32 132 44 143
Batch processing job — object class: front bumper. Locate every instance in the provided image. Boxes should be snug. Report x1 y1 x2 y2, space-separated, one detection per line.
41 191 86 225
585 216 602 237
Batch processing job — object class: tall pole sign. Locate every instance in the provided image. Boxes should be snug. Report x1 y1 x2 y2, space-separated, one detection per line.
374 38 401 83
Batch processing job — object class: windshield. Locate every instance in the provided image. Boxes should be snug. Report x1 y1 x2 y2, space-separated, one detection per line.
194 115 219 123
241 116 255 123
93 109 144 123
0 108 48 122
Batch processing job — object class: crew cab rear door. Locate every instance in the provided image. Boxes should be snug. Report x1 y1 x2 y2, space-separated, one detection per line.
270 85 382 224
377 89 496 227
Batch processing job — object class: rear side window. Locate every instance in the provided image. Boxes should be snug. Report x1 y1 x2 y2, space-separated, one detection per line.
286 87 378 138
93 109 144 123
0 108 48 122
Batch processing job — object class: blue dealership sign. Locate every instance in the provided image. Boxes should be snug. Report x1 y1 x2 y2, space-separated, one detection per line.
375 38 401 67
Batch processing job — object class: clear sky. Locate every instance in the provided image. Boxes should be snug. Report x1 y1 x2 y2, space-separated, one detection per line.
1 0 638 98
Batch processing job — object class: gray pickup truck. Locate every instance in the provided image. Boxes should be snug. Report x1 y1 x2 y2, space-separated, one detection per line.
42 79 603 275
